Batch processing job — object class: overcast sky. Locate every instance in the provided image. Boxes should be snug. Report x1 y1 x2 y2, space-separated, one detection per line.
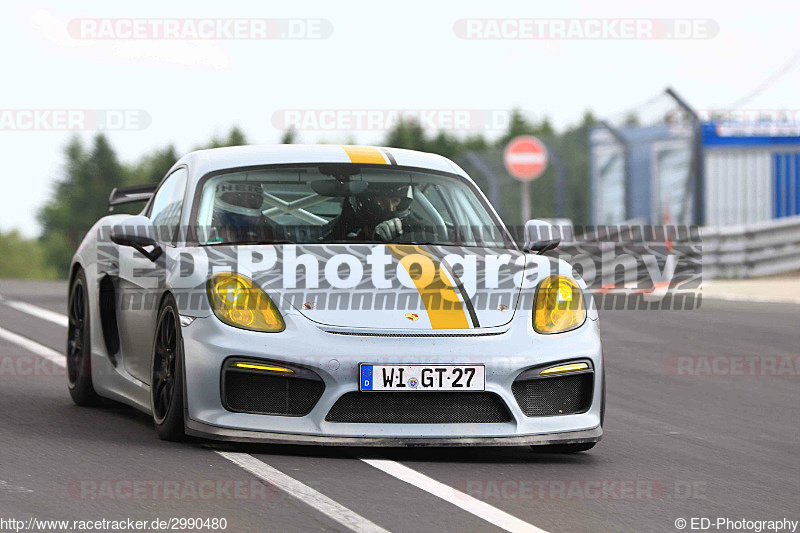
2 0 799 236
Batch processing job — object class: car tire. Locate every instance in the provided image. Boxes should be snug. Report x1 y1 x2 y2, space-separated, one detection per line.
67 268 102 406
531 442 596 454
151 293 186 441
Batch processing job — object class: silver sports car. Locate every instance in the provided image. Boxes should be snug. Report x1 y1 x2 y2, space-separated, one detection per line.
67 144 603 451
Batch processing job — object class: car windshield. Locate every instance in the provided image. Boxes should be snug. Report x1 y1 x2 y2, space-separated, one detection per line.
193 165 511 247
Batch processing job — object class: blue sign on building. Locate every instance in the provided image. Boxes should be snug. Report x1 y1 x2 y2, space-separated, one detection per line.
590 122 800 226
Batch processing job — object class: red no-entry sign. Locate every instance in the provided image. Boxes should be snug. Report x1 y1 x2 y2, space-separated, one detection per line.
504 135 548 181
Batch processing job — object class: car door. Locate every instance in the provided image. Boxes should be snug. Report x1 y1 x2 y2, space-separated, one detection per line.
116 167 188 383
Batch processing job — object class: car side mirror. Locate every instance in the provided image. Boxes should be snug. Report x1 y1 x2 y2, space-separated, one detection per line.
110 215 163 262
522 219 561 254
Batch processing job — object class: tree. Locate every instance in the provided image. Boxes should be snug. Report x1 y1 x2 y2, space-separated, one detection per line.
37 134 126 276
126 144 178 186
280 128 297 144
496 109 555 147
623 112 640 127
385 119 427 151
463 134 489 153
31 114 600 279
205 126 248 149
383 119 470 159
581 110 596 127
226 126 247 146
427 131 463 160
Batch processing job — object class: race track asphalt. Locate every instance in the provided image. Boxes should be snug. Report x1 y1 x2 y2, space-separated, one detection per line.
0 280 797 532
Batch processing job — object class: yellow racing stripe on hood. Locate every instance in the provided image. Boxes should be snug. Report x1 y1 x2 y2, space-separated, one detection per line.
341 145 388 165
387 244 470 329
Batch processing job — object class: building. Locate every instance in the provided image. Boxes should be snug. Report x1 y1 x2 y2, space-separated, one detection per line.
589 121 800 227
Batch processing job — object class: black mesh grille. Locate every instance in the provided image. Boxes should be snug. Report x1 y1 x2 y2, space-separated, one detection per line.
223 371 324 416
325 392 512 423
512 373 593 417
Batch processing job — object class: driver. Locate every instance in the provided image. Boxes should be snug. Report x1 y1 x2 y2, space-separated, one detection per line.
325 183 413 242
210 182 265 242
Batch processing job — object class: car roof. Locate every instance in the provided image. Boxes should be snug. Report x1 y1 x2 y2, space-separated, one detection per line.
171 144 471 184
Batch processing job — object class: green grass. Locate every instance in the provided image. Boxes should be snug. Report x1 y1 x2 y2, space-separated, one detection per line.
0 229 60 279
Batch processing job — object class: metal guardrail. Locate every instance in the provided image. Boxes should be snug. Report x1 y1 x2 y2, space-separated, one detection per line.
700 214 800 278
546 220 692 291
547 215 800 283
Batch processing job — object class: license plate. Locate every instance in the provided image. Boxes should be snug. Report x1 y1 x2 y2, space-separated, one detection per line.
360 364 485 391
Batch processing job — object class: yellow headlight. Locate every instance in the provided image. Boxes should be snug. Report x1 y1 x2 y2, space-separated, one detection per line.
207 273 285 332
533 275 586 334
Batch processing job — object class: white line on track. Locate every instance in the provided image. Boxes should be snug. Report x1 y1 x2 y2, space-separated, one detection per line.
1 297 546 533
216 451 390 533
0 325 66 368
0 297 69 327
361 458 548 533
0 304 390 533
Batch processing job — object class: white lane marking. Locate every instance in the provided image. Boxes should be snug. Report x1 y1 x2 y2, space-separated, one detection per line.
0 326 65 368
361 458 547 533
0 302 387 532
3 297 541 532
0 480 33 493
0 298 69 327
216 451 390 533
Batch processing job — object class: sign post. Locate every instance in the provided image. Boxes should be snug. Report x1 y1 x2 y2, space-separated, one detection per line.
503 135 548 222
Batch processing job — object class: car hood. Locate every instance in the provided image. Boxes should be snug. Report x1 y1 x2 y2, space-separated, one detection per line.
240 244 531 331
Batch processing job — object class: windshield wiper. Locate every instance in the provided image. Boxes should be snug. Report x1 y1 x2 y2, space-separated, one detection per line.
400 241 449 246
202 239 296 246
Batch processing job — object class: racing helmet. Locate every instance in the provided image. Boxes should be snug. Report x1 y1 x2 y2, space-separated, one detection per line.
349 182 412 225
212 182 263 228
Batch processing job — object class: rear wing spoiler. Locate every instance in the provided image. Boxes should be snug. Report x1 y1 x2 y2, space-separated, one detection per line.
108 183 158 210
